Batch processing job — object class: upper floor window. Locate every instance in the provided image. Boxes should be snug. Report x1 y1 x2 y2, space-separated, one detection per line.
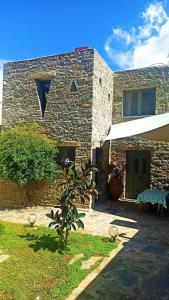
35 79 51 117
70 79 78 92
123 88 156 117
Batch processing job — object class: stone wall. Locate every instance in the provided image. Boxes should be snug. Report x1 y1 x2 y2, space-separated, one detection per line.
110 136 169 195
113 66 169 124
0 179 89 209
2 49 95 161
1 48 115 208
0 178 58 209
26 180 89 208
2 49 169 207
0 178 25 208
92 50 113 144
111 66 169 198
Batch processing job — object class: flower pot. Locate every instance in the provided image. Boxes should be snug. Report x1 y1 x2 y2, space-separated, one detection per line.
108 176 123 201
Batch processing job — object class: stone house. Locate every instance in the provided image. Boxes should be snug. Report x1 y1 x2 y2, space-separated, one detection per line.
1 47 169 207
108 67 169 199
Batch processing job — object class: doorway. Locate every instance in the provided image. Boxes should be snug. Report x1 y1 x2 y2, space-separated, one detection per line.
93 141 110 202
126 150 150 199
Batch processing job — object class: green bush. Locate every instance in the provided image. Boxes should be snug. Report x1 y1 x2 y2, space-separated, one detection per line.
0 124 59 203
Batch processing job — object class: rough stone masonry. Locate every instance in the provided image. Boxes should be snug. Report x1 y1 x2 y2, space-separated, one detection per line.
1 47 169 207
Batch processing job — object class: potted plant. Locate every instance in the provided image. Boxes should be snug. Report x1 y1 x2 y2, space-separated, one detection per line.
107 163 125 202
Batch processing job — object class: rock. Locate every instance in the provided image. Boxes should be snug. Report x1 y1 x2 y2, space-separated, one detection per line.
81 256 101 269
69 253 84 265
0 254 9 263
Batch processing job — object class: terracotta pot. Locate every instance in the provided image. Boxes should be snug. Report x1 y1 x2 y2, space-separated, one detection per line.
108 176 123 201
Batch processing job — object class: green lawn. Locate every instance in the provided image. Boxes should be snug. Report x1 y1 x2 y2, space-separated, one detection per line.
0 221 117 300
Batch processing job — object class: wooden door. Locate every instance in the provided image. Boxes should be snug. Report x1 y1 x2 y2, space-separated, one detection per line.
126 150 150 199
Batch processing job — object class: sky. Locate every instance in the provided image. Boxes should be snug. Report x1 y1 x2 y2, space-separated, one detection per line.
1 0 169 107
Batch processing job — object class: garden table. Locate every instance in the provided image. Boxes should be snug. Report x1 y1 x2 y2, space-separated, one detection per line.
137 189 169 215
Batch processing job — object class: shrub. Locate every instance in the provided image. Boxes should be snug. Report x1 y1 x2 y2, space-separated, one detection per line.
0 124 58 204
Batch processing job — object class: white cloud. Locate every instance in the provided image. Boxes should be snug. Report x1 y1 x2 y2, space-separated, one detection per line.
112 28 135 46
104 1 169 69
142 2 167 24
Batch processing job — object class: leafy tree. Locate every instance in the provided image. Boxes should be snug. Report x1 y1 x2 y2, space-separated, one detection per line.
47 161 97 251
0 124 58 204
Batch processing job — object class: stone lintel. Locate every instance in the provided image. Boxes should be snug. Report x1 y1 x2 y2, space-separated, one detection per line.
30 71 56 80
58 141 81 147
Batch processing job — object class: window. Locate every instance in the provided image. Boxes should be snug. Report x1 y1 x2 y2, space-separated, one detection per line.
35 79 51 117
99 78 102 86
108 93 111 101
57 147 75 163
123 88 156 116
70 79 78 92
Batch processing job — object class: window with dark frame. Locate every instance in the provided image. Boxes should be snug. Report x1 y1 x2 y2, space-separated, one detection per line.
123 88 156 116
35 79 51 117
70 79 78 92
57 147 76 163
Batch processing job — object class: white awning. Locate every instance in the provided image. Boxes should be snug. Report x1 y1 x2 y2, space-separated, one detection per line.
105 113 169 142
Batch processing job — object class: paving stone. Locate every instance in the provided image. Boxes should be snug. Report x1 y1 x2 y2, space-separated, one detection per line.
0 254 9 263
69 253 84 265
81 256 101 269
1 202 169 300
143 244 167 256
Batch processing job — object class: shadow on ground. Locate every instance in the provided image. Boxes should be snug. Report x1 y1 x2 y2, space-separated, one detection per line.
76 200 169 300
19 233 59 252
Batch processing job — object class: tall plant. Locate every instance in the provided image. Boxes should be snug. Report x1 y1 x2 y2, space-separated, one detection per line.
47 161 97 250
0 124 58 204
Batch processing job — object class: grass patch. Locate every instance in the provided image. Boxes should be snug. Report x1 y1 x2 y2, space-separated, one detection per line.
0 221 117 300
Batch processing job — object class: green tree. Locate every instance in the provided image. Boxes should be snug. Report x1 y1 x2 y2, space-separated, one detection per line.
47 161 97 251
0 124 58 204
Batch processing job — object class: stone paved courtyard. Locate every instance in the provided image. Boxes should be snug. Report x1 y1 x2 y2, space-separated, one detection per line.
0 200 169 299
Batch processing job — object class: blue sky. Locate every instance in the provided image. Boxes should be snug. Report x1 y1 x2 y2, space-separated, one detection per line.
1 0 169 105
